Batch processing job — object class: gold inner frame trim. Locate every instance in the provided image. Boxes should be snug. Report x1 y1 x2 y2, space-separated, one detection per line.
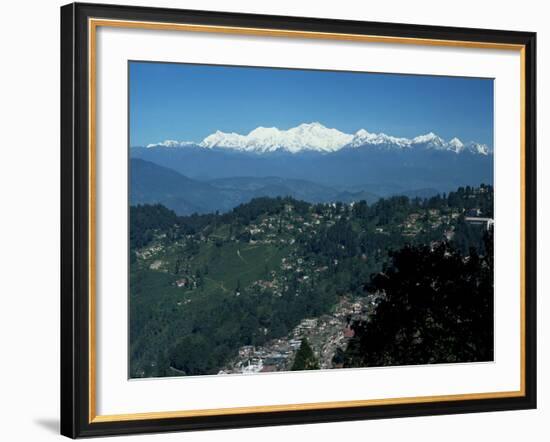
88 17 527 424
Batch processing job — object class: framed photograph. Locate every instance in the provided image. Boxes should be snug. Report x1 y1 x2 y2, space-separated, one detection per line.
60 2 536 438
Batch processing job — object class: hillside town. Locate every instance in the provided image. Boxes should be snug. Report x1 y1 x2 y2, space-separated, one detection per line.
218 295 380 374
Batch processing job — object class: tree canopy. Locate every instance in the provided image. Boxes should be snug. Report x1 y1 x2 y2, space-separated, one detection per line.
344 231 494 367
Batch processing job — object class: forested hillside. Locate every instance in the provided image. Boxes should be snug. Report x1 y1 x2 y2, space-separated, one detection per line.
129 185 493 378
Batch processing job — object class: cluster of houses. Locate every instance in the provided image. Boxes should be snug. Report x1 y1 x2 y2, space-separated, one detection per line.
136 243 165 260
249 251 329 299
244 208 339 246
219 296 374 375
398 206 494 239
464 208 494 230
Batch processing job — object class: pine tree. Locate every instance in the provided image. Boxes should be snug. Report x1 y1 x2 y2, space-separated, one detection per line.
291 338 320 370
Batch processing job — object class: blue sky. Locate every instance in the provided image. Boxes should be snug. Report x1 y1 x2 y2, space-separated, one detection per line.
129 61 494 147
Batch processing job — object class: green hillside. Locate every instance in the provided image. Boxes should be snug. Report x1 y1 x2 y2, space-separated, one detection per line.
130 186 493 378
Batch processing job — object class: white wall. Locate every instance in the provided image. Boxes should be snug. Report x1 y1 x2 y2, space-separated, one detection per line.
0 0 546 440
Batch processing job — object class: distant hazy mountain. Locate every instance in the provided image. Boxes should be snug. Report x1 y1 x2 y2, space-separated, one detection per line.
130 158 234 215
131 149 493 194
130 159 381 215
209 176 380 205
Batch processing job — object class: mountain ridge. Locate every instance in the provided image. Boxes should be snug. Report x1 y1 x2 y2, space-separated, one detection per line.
130 158 383 215
143 122 492 155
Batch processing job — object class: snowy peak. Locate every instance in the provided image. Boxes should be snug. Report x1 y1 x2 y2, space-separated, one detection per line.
146 140 196 148
200 130 249 150
447 137 465 153
464 142 491 155
349 131 489 155
349 129 412 148
145 123 491 155
200 122 353 153
412 132 446 148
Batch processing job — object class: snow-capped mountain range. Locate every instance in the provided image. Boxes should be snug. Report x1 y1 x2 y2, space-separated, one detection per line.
145 122 491 155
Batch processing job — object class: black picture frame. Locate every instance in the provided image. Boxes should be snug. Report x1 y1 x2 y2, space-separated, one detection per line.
61 2 537 438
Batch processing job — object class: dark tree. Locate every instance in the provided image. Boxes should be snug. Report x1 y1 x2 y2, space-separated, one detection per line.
344 235 494 368
291 338 320 370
